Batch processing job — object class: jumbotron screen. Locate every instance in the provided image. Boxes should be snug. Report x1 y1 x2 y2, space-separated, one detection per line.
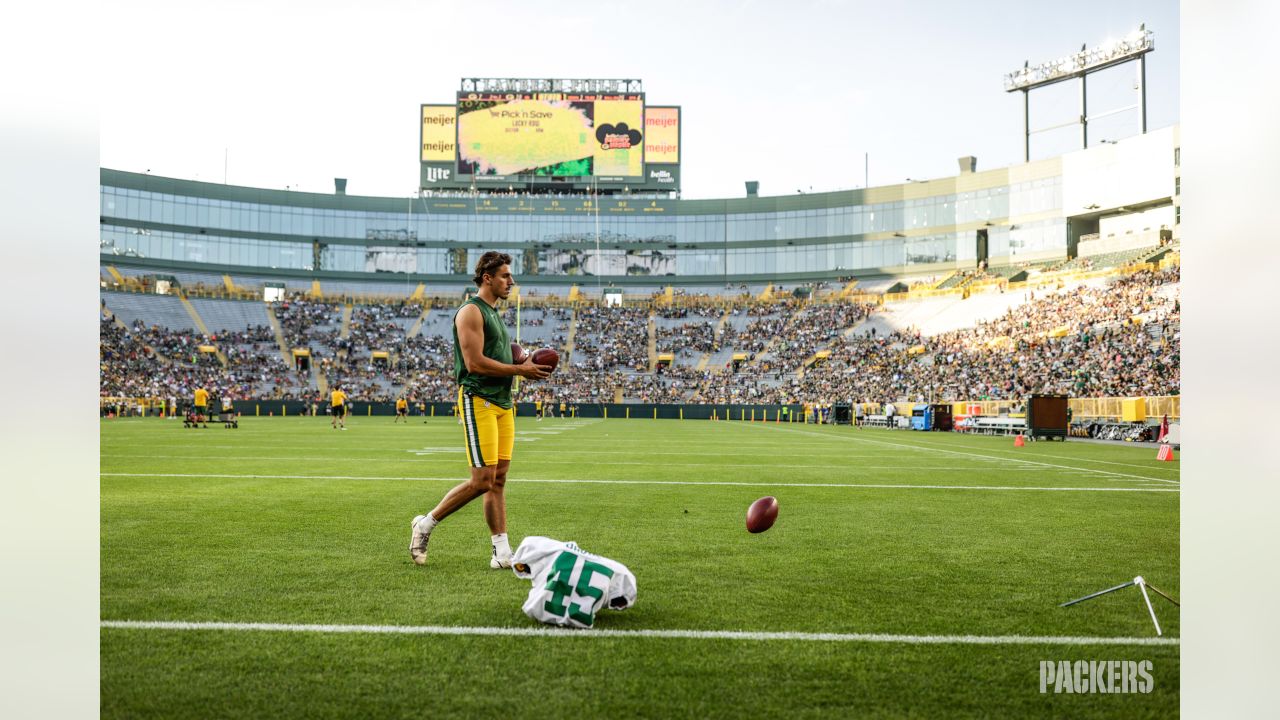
455 92 644 178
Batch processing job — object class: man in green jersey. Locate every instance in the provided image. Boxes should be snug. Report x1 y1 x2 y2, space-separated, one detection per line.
410 252 551 569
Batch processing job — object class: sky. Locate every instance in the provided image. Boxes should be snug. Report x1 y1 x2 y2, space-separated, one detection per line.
98 0 1178 200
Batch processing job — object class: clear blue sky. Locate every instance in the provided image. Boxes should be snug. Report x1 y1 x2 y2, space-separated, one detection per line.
98 0 1178 199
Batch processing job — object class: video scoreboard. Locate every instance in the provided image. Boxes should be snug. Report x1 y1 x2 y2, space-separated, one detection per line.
420 79 680 193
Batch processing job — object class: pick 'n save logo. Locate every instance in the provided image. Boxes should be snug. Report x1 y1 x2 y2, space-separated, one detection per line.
596 122 641 151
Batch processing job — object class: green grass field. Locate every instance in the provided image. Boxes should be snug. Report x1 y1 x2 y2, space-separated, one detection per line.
101 416 1180 718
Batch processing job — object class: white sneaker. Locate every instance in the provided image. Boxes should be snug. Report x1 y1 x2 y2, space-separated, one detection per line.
410 515 432 565
490 546 512 569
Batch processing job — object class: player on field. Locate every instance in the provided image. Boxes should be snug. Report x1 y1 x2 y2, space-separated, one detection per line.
193 386 209 427
220 392 238 428
395 396 408 423
410 252 550 569
330 385 348 430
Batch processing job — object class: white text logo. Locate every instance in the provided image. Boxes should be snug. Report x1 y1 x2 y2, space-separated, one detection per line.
1039 660 1153 694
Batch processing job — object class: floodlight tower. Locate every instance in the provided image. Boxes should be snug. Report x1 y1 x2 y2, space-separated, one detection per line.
1005 26 1154 162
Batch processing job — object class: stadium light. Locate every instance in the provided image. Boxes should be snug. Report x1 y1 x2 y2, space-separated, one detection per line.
1004 28 1152 92
1005 26 1153 161
462 78 643 94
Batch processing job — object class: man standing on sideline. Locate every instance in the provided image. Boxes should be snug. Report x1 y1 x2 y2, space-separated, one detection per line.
330 385 348 430
193 385 209 427
410 252 550 569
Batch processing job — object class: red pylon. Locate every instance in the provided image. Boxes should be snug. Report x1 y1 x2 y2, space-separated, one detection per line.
1014 434 1025 447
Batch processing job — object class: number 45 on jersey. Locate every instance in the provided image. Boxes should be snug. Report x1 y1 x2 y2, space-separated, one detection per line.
511 537 637 629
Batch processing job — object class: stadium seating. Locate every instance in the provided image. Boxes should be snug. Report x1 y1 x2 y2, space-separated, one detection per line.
102 291 198 332
189 298 271 334
100 261 1180 408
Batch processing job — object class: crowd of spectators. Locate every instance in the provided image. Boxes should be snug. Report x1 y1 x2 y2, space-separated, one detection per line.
100 316 278 401
571 306 650 372
789 267 1180 406
656 321 718 355
101 267 1180 411
273 295 342 350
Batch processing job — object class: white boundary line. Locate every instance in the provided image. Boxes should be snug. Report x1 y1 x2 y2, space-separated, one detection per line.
99 620 1179 646
101 455 1048 472
100 449 969 459
740 424 1181 485
917 447 1182 472
100 472 1177 493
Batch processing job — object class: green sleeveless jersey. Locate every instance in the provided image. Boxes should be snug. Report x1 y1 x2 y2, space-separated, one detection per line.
453 296 513 408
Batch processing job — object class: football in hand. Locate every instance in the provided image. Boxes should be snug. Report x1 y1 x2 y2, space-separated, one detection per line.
746 496 779 533
531 347 559 373
511 342 528 364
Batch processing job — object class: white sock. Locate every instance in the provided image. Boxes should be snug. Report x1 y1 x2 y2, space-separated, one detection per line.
420 513 439 533
492 533 511 555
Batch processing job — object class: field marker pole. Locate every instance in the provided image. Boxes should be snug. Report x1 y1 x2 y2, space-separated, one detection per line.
1060 575 1180 636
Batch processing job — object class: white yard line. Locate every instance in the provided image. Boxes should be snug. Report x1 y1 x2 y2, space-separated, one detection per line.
740 424 1181 486
101 454 1038 471
922 447 1181 472
99 619 1179 646
101 448 970 459
100 472 1177 493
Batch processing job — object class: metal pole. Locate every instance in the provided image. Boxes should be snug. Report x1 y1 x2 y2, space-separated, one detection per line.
1144 582 1180 607
1059 579 1135 607
1023 91 1030 163
1139 54 1148 134
1136 578 1163 636
1080 75 1088 150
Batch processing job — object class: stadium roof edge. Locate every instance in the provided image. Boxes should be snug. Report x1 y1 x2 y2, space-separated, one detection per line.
101 154 1055 215
101 123 1177 214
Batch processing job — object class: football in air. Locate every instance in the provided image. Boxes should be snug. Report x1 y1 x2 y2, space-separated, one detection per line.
746 496 779 533
531 347 560 373
511 342 528 364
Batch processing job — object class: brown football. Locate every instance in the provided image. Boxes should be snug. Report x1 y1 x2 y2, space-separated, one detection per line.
746 496 779 533
511 342 528 364
531 347 559 373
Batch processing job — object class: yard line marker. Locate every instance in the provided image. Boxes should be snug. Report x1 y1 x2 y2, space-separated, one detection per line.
101 454 1049 471
100 472 1177 493
101 448 955 459
100 619 1179 646
927 447 1181 472
739 424 1181 485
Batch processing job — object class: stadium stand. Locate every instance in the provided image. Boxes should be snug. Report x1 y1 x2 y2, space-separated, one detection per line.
189 298 271 334
102 291 198 332
100 260 1180 413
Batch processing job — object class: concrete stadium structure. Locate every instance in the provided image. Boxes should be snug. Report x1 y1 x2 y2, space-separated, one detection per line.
101 127 1178 291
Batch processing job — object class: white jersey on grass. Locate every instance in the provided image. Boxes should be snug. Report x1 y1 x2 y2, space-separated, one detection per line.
511 536 637 629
